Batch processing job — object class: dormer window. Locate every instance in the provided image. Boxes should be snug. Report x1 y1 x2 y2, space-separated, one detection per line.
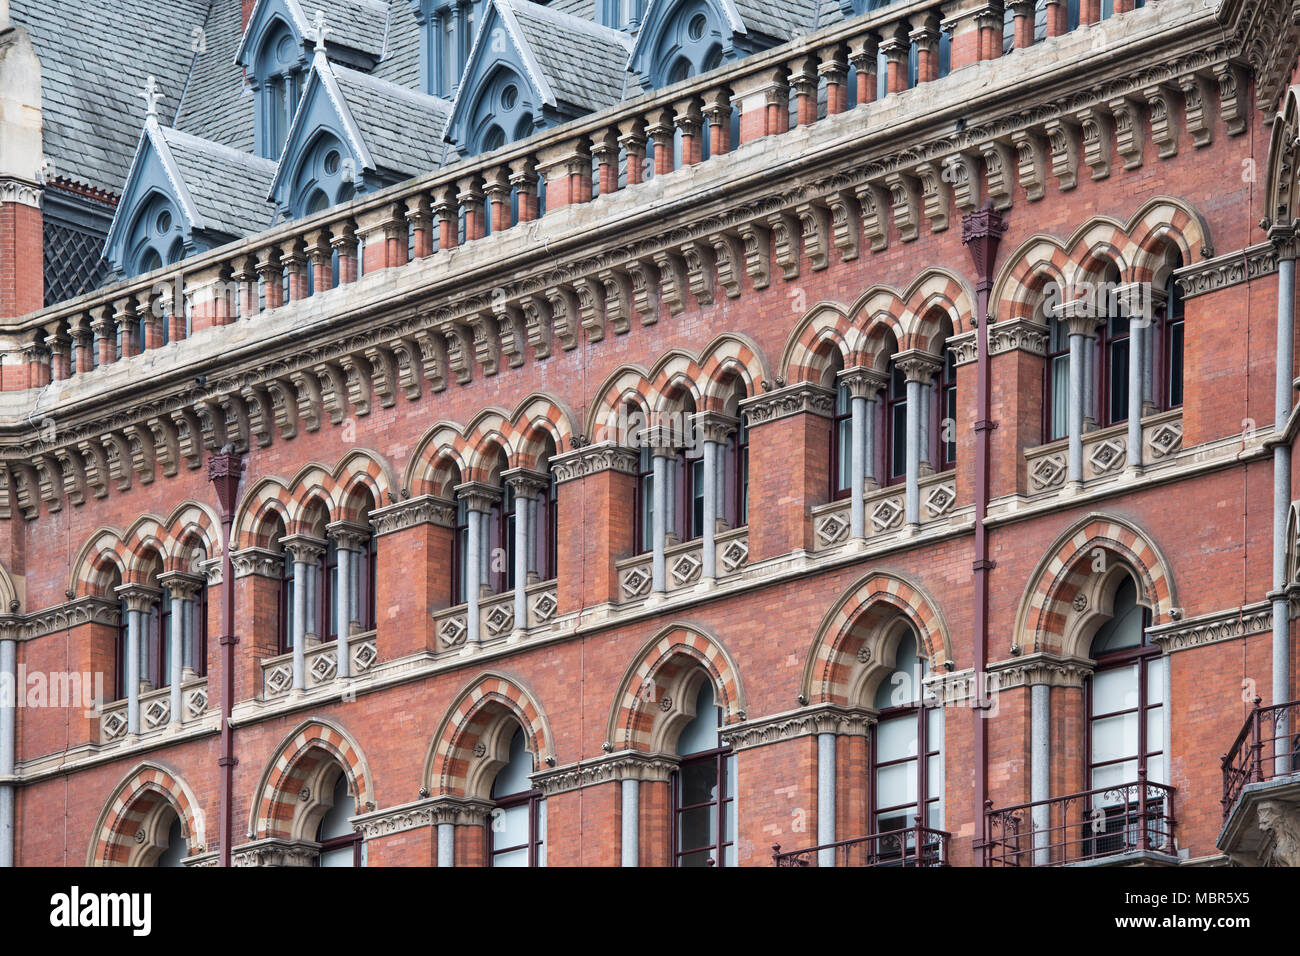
599 0 646 31
426 0 483 98
657 2 722 86
127 195 185 275
253 22 308 158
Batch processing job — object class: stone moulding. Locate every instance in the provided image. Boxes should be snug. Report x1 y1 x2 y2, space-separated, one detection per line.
739 382 834 426
549 442 640 484
530 751 679 796
719 705 874 751
1148 600 1274 653
1173 242 1279 299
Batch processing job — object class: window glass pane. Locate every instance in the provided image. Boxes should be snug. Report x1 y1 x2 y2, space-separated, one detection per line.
891 402 907 478
838 416 852 490
1144 753 1166 786
492 727 531 797
492 847 528 867
875 761 917 809
1091 665 1138 715
1109 338 1128 423
678 805 717 852
1146 705 1164 754
1051 355 1069 440
691 458 704 538
537 800 547 867
679 760 718 806
1146 657 1165 704
676 681 720 755
156 815 185 868
493 803 530 848
1167 322 1184 407
1091 759 1138 795
319 846 355 867
317 773 353 840
1091 713 1138 764
876 714 919 760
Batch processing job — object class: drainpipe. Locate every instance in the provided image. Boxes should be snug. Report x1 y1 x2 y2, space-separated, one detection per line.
962 203 1007 866
209 448 245 867
0 635 14 866
1271 225 1296 772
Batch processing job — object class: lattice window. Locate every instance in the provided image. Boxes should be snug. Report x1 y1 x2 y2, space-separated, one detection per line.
44 221 110 307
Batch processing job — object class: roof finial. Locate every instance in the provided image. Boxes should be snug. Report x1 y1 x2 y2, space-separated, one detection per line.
141 75 164 120
312 9 330 54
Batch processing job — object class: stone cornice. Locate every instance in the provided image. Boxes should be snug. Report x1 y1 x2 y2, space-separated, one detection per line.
0 4 1237 497
231 546 285 579
350 795 493 838
0 596 118 642
1173 242 1279 300
719 705 875 751
531 751 678 796
230 837 319 867
1148 600 1274 653
550 441 640 484
0 178 42 209
986 651 1094 690
369 493 455 535
740 382 834 426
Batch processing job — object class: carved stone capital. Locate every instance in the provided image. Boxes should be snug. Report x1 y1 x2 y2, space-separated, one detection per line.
281 534 327 565
837 366 888 399
327 519 371 552
987 651 1093 691
550 442 640 484
230 837 320 867
369 494 456 535
720 705 875 751
692 410 738 445
1174 243 1278 299
231 546 286 579
455 480 502 514
113 583 160 613
739 382 834 426
893 349 943 384
501 466 550 499
532 751 679 796
156 570 203 601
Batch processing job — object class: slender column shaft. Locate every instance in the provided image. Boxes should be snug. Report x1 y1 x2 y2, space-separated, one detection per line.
1030 683 1050 865
127 608 142 734
169 592 185 725
0 639 13 866
621 779 639 867
336 546 352 678
702 440 718 580
466 508 483 643
514 491 530 629
437 823 455 867
292 559 308 690
850 396 867 539
1068 332 1085 484
1127 313 1144 471
652 454 667 593
817 732 836 867
905 380 922 524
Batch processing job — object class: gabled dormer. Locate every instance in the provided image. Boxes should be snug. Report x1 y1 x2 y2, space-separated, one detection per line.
269 50 453 218
237 0 391 158
445 0 631 156
408 0 487 99
103 116 279 279
597 0 649 32
626 0 819 91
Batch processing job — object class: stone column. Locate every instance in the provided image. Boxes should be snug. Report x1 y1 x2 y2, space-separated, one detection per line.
158 572 201 725
0 635 13 867
838 367 887 541
1053 299 1103 487
115 584 159 736
894 351 943 526
282 535 325 692
328 521 370 678
651 444 672 594
503 468 549 638
456 482 501 647
693 412 737 584
1272 225 1298 770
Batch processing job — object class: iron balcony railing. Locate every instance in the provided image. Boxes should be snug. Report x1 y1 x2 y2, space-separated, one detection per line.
985 771 1175 866
1221 697 1300 819
772 822 949 867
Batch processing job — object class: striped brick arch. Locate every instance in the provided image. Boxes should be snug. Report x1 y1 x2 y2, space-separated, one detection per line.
801 570 952 707
698 333 768 411
993 198 1211 321
406 397 576 490
606 624 745 753
88 762 204 866
426 672 553 799
782 302 864 384
1016 515 1176 658
251 719 373 840
72 503 222 596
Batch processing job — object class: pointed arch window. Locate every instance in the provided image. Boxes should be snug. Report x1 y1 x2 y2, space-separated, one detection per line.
884 358 908 484
671 678 736 867
829 352 853 500
488 726 546 866
1045 310 1070 442
154 811 187 868
870 626 943 849
634 444 654 555
316 770 362 866
1084 572 1166 855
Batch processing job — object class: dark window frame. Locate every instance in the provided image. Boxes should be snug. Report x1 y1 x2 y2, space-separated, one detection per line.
670 744 734 867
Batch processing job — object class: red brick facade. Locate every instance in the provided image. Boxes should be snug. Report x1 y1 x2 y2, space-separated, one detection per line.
3 1 1299 868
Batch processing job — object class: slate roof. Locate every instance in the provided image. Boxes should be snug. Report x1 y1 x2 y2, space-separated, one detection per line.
173 0 256 152
332 64 454 174
158 127 279 236
371 0 422 89
9 0 213 196
505 0 633 111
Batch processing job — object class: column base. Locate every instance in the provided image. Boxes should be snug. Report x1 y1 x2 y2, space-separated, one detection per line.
847 537 868 552
458 643 480 657
507 629 526 644
695 577 717 593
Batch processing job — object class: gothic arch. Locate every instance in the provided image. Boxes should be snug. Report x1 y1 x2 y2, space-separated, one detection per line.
250 718 374 841
1013 513 1177 659
781 302 861 385
993 200 1213 320
234 476 293 550
800 570 954 707
404 422 473 497
510 393 576 468
87 761 205 866
697 332 769 410
1266 85 1300 228
606 623 746 753
426 671 554 799
70 529 128 597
